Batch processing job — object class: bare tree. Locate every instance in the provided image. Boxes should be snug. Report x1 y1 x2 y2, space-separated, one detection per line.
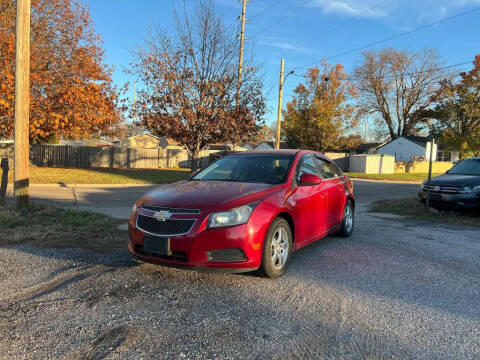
354 48 447 139
128 0 265 170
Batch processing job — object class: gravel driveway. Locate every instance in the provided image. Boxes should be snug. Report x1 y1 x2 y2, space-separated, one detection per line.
1 181 480 359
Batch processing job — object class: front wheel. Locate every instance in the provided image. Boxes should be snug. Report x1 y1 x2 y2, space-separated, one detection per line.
337 200 354 237
260 218 292 278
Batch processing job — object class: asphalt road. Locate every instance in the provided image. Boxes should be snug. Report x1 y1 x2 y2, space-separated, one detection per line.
1 180 480 359
6 179 420 218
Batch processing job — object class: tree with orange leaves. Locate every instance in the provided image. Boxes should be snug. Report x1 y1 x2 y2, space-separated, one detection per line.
283 61 358 151
0 0 121 143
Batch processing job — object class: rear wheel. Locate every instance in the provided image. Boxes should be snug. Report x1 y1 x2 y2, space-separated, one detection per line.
260 218 292 278
337 200 354 237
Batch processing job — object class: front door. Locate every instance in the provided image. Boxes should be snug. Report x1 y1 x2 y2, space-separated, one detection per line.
288 154 328 247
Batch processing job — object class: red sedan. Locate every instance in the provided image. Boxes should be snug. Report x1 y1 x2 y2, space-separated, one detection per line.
128 150 354 278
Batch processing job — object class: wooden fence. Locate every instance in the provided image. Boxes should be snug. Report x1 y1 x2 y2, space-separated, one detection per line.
0 144 353 172
0 144 222 169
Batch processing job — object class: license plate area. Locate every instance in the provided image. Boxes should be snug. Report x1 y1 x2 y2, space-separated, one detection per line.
143 236 171 256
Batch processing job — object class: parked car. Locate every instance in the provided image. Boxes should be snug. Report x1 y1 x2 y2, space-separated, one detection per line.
418 157 480 210
128 150 355 278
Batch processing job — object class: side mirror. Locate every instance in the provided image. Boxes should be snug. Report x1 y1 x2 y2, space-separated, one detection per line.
299 173 322 186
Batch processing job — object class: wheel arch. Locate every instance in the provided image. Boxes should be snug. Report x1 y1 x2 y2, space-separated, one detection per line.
275 211 295 245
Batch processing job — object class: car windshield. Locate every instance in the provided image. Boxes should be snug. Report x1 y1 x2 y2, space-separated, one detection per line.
191 154 294 184
447 159 480 176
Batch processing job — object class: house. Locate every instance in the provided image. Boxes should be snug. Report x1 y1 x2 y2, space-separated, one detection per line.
159 136 183 149
254 141 289 150
204 144 248 151
113 133 162 148
350 142 384 155
239 142 257 151
377 136 459 162
58 140 86 146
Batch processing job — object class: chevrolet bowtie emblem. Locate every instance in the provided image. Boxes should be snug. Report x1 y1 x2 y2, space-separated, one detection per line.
153 210 171 222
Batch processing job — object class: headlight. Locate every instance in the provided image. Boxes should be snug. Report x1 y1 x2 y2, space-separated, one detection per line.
208 203 257 228
460 185 480 193
131 203 138 217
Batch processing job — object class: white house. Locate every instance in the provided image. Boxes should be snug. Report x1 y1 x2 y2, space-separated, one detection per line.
377 136 459 162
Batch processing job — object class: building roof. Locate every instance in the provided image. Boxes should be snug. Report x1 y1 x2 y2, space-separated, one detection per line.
207 144 232 151
121 133 161 141
261 141 289 149
404 135 431 147
377 135 432 150
353 142 383 152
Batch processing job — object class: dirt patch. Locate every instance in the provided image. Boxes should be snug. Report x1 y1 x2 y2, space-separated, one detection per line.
0 205 127 249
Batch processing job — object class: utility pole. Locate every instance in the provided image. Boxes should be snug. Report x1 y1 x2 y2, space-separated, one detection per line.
425 138 435 210
275 59 294 150
236 0 247 107
276 59 285 150
14 0 31 208
364 122 368 143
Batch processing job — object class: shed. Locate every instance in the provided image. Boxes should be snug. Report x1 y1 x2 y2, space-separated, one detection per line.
349 154 395 174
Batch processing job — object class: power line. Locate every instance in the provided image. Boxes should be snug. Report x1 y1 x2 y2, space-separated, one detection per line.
290 6 480 71
250 0 282 21
250 0 310 39
291 60 473 81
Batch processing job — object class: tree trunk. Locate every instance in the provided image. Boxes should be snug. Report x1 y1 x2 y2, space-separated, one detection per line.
191 148 200 172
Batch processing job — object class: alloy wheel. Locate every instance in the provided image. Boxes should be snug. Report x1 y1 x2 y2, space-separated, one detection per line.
271 226 290 270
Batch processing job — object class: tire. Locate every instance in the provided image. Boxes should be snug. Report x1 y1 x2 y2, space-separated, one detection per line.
337 199 354 237
260 218 293 278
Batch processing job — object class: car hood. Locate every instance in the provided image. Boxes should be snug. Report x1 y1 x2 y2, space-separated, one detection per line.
140 180 276 210
430 174 480 187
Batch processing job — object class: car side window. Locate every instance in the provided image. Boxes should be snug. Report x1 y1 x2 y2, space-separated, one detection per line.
295 155 321 182
316 157 341 179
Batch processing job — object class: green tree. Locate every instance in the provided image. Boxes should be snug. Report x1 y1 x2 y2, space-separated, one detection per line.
283 62 358 151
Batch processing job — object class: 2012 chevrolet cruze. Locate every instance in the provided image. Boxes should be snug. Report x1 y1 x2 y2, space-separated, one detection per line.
128 150 354 278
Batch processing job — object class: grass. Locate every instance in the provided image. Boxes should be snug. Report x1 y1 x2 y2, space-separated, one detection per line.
6 166 190 184
347 172 442 182
370 198 480 227
0 205 127 249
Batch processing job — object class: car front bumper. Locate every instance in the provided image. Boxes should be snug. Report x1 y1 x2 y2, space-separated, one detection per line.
128 218 265 272
418 190 480 209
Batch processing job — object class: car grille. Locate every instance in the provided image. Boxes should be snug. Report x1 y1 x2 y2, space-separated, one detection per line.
136 214 196 236
140 205 200 214
423 185 461 194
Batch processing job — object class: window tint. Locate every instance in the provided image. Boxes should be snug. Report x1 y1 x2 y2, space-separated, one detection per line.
296 155 320 182
316 157 341 179
448 159 480 176
192 154 294 184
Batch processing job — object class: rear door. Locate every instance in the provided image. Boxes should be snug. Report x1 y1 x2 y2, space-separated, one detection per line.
288 154 329 247
315 156 345 230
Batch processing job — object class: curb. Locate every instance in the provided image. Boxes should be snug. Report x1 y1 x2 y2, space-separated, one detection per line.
351 178 422 185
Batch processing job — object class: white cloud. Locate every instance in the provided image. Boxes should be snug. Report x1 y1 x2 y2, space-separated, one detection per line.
308 0 388 18
307 0 480 20
258 39 313 54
